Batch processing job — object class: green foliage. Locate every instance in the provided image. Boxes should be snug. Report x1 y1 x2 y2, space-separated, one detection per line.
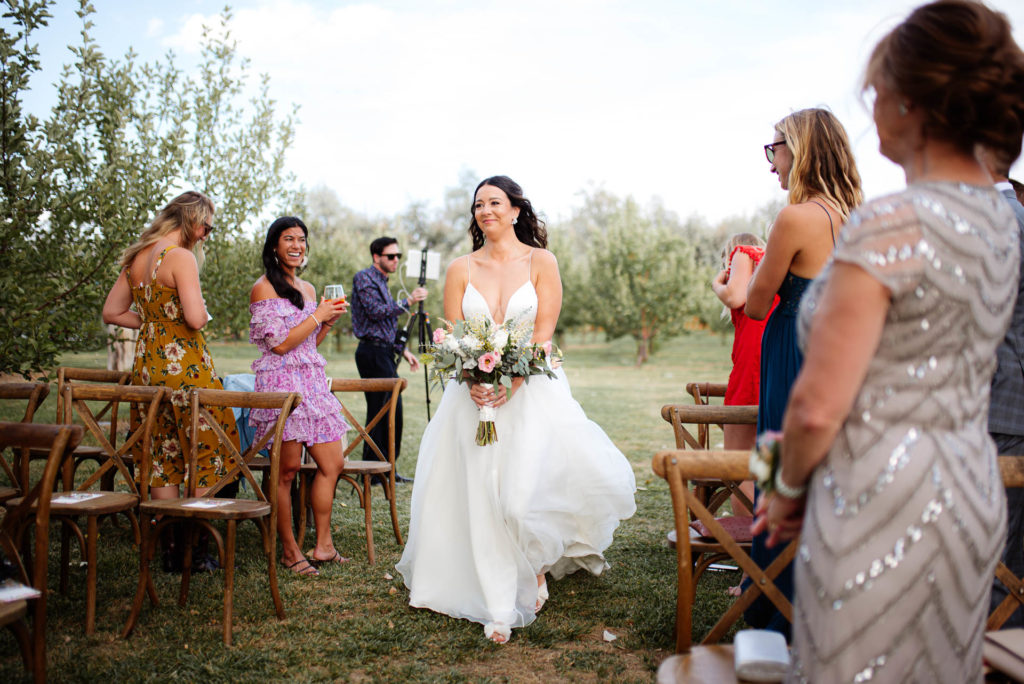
0 1 297 374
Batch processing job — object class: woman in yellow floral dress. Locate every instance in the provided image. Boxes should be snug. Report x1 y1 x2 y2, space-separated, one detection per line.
103 190 238 570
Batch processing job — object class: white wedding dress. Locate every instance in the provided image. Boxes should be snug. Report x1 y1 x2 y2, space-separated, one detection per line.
396 276 637 635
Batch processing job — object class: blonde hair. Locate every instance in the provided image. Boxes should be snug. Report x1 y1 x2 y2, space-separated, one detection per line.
721 232 765 267
775 109 863 221
119 191 214 270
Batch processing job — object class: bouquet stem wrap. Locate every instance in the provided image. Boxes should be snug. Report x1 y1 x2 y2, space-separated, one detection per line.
476 383 498 446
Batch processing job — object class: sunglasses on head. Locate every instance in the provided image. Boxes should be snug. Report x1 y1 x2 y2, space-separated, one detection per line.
764 140 786 163
381 253 402 261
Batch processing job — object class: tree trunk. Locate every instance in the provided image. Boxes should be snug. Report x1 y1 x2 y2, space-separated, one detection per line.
107 325 138 372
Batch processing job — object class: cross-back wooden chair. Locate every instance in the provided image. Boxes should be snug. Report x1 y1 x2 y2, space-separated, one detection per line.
123 388 301 646
0 422 84 684
53 383 165 634
0 382 50 504
653 449 798 682
990 455 1024 630
291 378 406 564
684 382 728 449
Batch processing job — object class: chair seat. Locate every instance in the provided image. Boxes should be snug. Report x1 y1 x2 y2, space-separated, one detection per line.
0 485 17 504
141 498 270 520
690 515 754 543
8 491 139 516
0 598 28 626
342 460 392 475
656 646 737 684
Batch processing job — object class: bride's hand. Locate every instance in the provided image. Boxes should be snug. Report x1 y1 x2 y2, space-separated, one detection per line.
489 377 524 408
468 382 493 408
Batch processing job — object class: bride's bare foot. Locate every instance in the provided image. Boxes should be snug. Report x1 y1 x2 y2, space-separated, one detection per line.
484 622 510 644
535 574 548 613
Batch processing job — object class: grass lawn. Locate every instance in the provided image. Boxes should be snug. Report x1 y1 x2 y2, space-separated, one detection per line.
0 330 743 682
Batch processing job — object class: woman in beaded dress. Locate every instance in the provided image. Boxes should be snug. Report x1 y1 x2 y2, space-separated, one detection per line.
250 216 349 576
102 191 239 571
754 1 1024 680
743 108 863 633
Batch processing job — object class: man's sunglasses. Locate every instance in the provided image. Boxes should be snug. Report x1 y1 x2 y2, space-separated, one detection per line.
381 253 402 261
764 141 786 163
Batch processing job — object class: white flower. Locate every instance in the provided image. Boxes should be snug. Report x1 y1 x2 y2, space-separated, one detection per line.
166 361 182 376
162 301 179 319
170 388 187 406
443 335 460 353
164 342 185 361
463 357 478 370
489 328 509 350
749 451 771 485
139 366 150 385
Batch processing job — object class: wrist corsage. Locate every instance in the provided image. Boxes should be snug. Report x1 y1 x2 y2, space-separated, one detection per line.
749 431 806 499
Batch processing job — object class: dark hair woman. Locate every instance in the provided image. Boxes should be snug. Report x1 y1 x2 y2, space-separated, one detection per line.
753 1 1024 680
467 175 548 251
249 216 350 576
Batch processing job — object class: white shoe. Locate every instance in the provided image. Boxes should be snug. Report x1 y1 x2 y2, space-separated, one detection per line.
484 622 511 644
535 579 549 613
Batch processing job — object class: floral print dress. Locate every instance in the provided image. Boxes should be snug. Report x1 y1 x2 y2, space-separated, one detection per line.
127 246 239 487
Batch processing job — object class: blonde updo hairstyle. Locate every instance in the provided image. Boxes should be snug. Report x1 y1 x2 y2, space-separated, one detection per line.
864 0 1024 167
119 190 215 270
775 108 863 222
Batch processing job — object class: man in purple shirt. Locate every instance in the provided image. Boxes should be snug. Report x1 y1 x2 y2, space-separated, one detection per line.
351 237 427 481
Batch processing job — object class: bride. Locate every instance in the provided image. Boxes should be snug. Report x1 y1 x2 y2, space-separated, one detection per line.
396 175 637 643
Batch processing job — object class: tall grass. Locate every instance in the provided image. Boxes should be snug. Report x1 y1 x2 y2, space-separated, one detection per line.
0 330 740 682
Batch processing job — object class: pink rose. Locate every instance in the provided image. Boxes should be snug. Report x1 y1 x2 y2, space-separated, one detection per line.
478 351 499 373
432 328 446 344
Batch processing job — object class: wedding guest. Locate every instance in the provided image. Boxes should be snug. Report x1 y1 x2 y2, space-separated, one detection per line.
396 176 636 643
981 147 1024 627
102 190 238 572
712 232 774 596
743 107 863 635
250 216 350 576
350 237 427 481
754 1 1024 680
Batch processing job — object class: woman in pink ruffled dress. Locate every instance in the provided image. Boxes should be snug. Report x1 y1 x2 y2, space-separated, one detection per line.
249 216 350 576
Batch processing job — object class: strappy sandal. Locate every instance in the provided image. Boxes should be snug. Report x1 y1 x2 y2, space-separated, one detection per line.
309 551 350 567
484 622 511 644
282 558 319 577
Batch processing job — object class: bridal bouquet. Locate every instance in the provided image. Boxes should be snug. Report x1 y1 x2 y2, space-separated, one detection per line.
423 313 561 445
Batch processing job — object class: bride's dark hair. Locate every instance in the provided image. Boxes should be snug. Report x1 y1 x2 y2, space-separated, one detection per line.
468 176 547 251
262 216 309 311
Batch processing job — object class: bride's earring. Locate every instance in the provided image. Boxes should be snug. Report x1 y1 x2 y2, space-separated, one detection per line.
512 216 518 226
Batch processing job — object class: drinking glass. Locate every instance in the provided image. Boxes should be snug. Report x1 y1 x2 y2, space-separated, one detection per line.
324 284 345 302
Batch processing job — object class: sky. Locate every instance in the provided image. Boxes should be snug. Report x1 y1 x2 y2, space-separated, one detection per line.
18 0 1024 227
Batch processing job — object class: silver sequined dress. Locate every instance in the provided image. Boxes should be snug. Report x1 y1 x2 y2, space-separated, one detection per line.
791 182 1019 683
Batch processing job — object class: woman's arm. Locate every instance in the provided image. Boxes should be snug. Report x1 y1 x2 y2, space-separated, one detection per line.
251 279 345 355
443 256 468 322
531 249 562 344
165 249 209 330
754 262 891 546
312 280 347 346
746 206 803 320
101 269 142 329
712 251 755 310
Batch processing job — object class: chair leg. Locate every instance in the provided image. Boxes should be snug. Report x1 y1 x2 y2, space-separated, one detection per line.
8 618 31 672
363 476 376 565
59 520 71 594
261 518 285 620
179 523 194 607
122 518 158 639
223 520 236 647
31 591 45 684
386 478 403 545
85 516 98 634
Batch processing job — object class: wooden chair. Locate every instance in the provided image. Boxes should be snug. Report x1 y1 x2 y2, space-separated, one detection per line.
0 422 84 683
292 377 407 564
51 383 165 634
0 382 50 504
123 388 301 646
683 382 728 449
653 449 798 682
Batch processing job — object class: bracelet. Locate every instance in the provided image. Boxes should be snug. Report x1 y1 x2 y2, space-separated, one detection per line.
774 469 807 499
310 313 321 327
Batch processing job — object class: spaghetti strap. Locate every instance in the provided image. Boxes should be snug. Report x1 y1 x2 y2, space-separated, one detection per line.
466 254 472 288
150 246 175 284
809 200 836 246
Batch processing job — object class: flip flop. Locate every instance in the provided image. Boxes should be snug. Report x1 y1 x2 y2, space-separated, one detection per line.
282 558 319 576
309 551 350 567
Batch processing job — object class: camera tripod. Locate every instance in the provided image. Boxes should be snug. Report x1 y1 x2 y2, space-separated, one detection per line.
395 248 434 420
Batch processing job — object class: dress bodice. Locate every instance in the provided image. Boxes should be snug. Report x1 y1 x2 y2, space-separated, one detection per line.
462 281 538 326
774 271 811 317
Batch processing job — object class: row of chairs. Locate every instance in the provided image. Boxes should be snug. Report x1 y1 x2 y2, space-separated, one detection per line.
0 368 406 679
655 382 1024 682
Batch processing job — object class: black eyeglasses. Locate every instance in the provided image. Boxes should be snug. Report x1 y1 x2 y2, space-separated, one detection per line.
203 222 214 234
764 141 786 163
382 253 402 261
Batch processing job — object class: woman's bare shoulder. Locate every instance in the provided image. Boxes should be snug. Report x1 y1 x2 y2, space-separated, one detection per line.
532 248 559 271
250 276 276 303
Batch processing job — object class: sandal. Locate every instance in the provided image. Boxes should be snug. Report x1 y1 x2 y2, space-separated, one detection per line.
310 551 350 567
484 622 511 644
282 558 319 577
